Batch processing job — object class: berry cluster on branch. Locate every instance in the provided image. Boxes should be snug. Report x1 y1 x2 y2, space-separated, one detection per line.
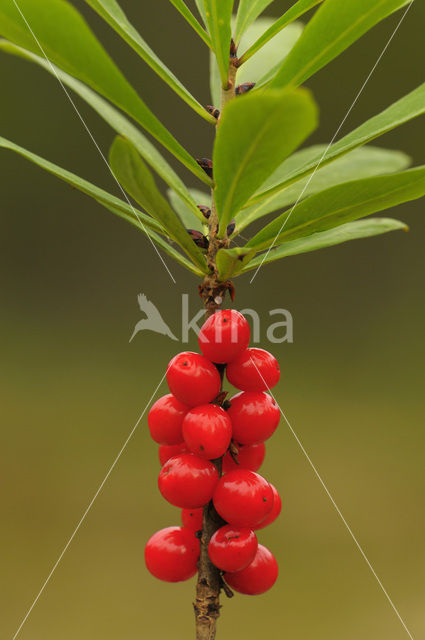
145 310 282 598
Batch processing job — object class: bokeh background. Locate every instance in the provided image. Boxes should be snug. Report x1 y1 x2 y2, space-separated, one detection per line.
1 1 424 639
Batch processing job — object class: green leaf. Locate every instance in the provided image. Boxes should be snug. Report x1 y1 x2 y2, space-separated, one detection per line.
239 0 323 64
204 0 234 88
242 218 408 271
0 0 210 182
213 88 318 235
0 135 165 234
234 0 275 44
168 0 213 48
269 0 410 89
216 246 257 281
249 82 425 208
0 40 206 213
109 136 208 272
194 0 208 25
210 18 302 107
237 19 303 87
83 0 214 122
236 146 411 231
167 189 210 231
104 204 205 276
246 166 425 250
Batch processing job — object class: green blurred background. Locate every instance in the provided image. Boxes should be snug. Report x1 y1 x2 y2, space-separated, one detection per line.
1 1 424 638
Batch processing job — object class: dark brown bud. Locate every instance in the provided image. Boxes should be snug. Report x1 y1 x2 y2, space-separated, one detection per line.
187 229 209 250
196 158 213 179
226 219 236 236
206 105 220 120
230 38 238 59
197 205 211 220
236 82 256 96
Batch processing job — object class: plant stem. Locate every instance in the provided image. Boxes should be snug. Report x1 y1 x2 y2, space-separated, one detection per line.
193 56 238 640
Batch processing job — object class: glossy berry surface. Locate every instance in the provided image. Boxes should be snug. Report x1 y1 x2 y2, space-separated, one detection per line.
145 526 200 582
158 442 188 466
209 525 258 572
223 442 266 473
182 404 232 459
148 394 189 445
227 392 280 445
224 544 278 595
226 347 281 391
213 469 273 527
166 352 221 407
181 507 204 532
158 453 219 508
254 483 282 530
198 310 250 364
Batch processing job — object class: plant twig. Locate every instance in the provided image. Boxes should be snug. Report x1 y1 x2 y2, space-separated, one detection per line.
194 51 238 640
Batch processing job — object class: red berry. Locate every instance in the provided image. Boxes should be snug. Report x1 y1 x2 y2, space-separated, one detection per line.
158 453 219 508
166 352 221 406
145 526 200 582
183 404 232 459
223 442 266 473
226 348 280 391
254 483 282 529
227 392 280 445
213 469 273 527
209 525 258 572
198 310 250 364
224 544 278 595
181 507 204 532
158 442 188 466
148 394 189 445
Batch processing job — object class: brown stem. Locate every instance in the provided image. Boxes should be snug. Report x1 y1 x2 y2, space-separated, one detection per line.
193 287 226 640
194 52 238 640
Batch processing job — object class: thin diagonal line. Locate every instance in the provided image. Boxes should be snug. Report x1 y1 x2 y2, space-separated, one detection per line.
250 0 415 283
248 356 414 639
11 0 176 284
11 372 167 640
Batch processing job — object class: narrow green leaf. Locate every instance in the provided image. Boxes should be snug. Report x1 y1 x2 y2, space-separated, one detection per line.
237 19 302 87
194 0 208 24
167 188 210 231
216 246 257 281
0 40 208 212
109 136 208 272
83 0 214 122
249 82 425 208
234 0 275 44
269 0 410 89
204 0 234 88
104 204 205 276
210 18 302 107
239 0 323 64
246 167 425 250
0 135 164 234
236 146 411 231
213 88 318 235
0 0 210 182
168 0 213 48
242 218 408 271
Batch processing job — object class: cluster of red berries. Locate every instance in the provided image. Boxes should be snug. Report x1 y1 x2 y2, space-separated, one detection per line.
144 310 282 595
